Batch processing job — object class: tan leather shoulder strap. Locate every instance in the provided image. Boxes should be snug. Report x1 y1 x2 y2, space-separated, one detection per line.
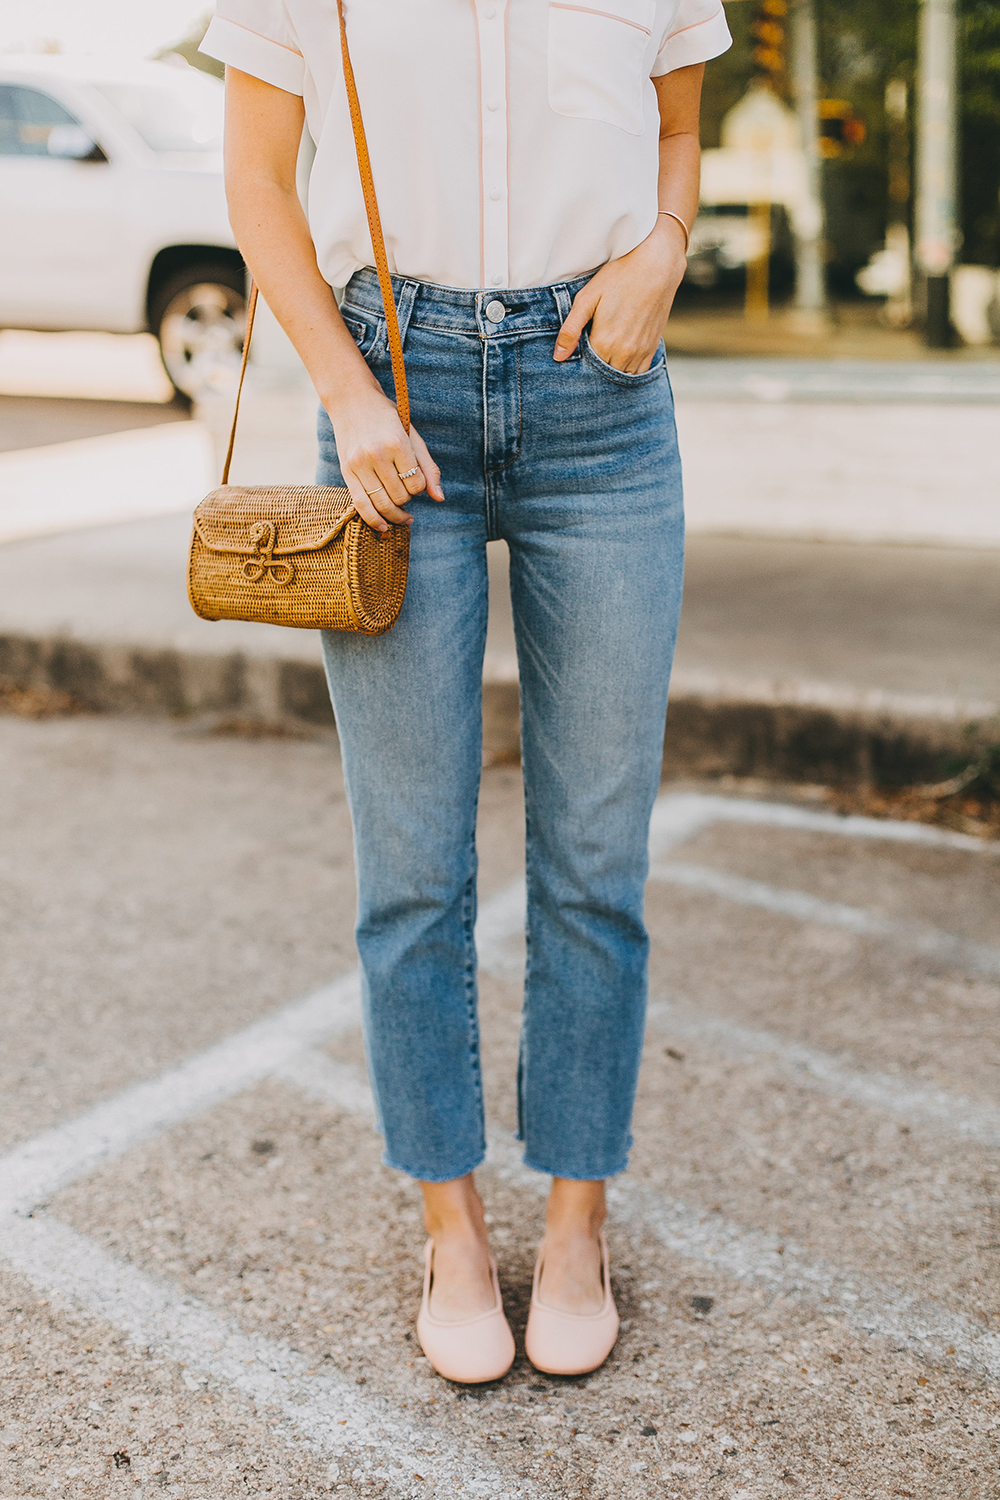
221 280 258 486
336 0 409 433
221 0 409 486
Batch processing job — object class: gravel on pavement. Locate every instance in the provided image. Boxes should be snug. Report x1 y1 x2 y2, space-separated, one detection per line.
1 713 998 1500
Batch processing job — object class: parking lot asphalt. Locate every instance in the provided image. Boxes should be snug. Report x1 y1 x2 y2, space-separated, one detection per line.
1 712 998 1500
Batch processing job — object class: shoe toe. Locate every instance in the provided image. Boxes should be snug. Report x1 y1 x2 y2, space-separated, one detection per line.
524 1301 619 1377
417 1307 515 1384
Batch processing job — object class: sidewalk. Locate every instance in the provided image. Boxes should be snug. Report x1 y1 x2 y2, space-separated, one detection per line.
1 354 997 789
1 510 996 787
663 296 1000 361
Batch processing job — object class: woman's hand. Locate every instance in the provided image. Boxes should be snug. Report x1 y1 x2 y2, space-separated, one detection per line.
553 216 687 374
325 384 444 533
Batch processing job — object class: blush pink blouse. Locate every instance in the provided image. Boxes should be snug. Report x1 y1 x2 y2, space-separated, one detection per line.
202 0 731 290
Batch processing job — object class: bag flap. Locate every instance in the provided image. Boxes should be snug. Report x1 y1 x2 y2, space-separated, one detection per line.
192 485 355 556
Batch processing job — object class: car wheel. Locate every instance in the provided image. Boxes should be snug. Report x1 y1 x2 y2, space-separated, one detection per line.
150 263 246 401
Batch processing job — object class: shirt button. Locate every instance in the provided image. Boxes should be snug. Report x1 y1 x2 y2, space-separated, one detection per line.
485 300 506 323
484 4 497 14
492 275 504 286
487 98 500 111
489 188 502 201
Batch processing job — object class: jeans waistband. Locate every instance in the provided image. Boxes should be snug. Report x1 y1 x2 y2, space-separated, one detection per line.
342 266 597 338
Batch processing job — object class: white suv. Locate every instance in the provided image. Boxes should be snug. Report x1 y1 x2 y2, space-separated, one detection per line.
0 54 245 399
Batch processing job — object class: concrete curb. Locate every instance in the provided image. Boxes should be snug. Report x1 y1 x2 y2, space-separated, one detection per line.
4 629 997 788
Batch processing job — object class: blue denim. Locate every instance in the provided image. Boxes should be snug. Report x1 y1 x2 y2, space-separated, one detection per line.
318 267 684 1183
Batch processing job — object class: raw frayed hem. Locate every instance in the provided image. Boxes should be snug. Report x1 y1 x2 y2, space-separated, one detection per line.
382 1149 487 1185
520 1153 628 1183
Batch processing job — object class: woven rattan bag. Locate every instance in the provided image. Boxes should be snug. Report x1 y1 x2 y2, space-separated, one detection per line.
188 0 410 636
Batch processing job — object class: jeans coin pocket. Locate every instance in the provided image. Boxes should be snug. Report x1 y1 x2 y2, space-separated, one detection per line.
341 311 382 359
547 0 655 136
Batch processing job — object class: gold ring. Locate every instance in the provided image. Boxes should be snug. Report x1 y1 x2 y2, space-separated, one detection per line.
365 486 386 496
397 466 419 480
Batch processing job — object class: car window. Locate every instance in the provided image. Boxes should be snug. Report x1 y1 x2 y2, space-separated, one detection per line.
0 84 80 157
95 72 223 154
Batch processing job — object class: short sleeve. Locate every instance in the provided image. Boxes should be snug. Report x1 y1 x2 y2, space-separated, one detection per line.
200 0 305 96
651 0 732 75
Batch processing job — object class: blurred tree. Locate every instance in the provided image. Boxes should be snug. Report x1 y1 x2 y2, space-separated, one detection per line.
700 0 1000 281
154 14 223 80
701 3 757 146
961 0 1000 265
817 0 913 288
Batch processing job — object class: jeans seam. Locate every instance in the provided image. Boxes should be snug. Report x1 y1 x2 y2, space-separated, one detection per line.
518 793 536 1153
482 336 500 539
462 834 485 1160
494 341 523 473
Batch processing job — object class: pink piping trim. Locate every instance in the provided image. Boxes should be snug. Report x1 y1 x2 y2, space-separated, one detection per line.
660 7 724 42
470 0 486 288
550 3 651 36
214 15 303 57
503 0 511 288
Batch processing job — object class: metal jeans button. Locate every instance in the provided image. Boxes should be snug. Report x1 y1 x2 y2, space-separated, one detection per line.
485 299 507 324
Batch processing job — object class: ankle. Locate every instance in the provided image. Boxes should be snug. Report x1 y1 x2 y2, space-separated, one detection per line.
545 1178 606 1244
425 1212 488 1246
420 1173 489 1245
544 1216 604 1247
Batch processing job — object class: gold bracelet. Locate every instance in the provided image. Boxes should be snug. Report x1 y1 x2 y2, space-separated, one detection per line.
657 210 690 254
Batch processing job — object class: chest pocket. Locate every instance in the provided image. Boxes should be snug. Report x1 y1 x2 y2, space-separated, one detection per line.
548 0 656 136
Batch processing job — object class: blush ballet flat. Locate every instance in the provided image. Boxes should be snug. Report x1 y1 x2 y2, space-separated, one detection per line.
415 1239 515 1384
524 1232 620 1377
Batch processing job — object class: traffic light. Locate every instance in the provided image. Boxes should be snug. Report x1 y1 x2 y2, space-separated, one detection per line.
817 99 866 157
751 0 787 88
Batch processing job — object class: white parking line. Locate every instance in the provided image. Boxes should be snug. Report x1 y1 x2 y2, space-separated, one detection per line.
276 1048 376 1119
648 859 1000 979
474 876 528 981
3 789 997 1484
262 1053 1000 1385
0 1212 529 1500
649 792 1000 858
483 1135 1000 1385
5 793 987 1218
620 1181 1000 1384
646 998 1000 1147
0 876 521 1216
0 971 362 1218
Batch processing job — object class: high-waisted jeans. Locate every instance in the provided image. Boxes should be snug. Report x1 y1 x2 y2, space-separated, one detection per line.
318 267 684 1183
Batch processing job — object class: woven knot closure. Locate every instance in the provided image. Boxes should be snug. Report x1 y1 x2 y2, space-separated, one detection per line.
242 520 295 586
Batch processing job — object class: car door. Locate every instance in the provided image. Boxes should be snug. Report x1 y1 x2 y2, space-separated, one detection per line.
0 81 128 330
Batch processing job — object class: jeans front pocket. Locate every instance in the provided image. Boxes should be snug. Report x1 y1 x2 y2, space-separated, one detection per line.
548 0 655 136
581 328 666 385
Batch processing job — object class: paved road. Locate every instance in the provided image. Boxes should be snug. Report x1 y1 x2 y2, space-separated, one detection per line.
1 713 998 1499
666 357 1000 403
0 395 186 455
3 519 998 716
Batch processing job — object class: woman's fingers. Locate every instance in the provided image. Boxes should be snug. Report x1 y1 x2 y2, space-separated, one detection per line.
353 470 414 529
410 425 444 501
345 437 420 529
554 281 601 361
370 455 414 510
342 471 396 532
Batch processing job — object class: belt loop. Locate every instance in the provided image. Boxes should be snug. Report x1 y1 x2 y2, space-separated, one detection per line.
390 277 419 350
551 280 574 326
